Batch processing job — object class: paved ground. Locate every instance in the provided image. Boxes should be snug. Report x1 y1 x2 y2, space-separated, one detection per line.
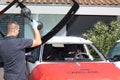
0 68 4 80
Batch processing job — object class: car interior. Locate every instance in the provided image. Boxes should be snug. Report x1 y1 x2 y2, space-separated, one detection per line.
42 44 91 62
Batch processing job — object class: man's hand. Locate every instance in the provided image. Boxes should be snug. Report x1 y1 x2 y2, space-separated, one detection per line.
30 19 38 29
30 19 42 47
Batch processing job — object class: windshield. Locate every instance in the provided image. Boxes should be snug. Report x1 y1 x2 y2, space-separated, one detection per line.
107 42 120 59
42 43 104 62
0 0 79 64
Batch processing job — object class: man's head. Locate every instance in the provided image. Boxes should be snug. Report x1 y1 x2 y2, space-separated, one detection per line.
7 21 20 37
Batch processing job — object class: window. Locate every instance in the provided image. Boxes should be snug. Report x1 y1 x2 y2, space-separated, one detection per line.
107 42 120 58
42 44 93 62
0 14 24 39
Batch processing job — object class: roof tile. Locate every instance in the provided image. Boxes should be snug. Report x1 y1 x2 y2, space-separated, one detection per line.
6 0 120 6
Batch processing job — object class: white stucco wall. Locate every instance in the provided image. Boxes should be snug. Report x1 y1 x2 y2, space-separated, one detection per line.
1 4 120 16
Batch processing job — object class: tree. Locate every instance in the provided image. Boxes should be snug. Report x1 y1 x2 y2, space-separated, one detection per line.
84 20 120 55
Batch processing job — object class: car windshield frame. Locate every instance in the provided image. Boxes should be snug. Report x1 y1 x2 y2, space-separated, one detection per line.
40 43 106 62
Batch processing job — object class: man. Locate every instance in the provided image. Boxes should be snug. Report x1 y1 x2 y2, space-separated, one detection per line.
0 20 42 80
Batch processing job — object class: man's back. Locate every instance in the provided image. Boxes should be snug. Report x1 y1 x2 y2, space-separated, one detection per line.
0 36 33 80
0 20 42 80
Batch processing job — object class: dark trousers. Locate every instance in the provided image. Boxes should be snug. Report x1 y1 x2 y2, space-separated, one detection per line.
4 72 28 80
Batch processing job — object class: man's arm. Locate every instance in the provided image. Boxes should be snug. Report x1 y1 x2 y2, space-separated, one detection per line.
31 20 42 47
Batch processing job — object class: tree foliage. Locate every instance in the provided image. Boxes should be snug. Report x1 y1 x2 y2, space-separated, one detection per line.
84 20 120 55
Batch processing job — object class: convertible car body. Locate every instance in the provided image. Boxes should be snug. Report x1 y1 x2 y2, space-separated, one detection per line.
26 36 120 80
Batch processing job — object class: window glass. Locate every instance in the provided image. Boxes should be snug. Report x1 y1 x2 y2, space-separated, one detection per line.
42 44 103 62
24 14 64 38
0 14 24 39
107 42 120 58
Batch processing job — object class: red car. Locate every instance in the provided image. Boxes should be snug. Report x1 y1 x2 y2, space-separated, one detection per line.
26 36 120 80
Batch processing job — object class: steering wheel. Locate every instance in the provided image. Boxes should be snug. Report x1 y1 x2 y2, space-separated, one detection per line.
74 52 89 60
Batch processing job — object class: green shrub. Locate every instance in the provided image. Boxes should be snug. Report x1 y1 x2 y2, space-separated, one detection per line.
84 20 120 55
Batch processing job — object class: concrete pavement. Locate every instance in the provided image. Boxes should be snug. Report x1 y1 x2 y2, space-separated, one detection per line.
0 68 4 80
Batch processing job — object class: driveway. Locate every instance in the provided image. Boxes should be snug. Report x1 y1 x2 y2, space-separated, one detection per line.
0 68 4 80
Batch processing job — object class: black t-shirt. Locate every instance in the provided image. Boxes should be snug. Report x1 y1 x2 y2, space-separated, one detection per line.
0 36 33 80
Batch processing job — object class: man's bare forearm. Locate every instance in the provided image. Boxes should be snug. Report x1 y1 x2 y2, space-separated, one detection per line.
32 27 42 47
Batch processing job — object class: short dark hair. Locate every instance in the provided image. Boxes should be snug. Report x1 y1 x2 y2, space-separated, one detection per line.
7 21 19 32
7 21 19 26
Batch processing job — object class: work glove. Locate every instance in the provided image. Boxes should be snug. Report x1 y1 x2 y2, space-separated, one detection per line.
30 19 38 29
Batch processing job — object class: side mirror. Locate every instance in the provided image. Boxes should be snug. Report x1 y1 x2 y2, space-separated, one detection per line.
25 55 36 63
